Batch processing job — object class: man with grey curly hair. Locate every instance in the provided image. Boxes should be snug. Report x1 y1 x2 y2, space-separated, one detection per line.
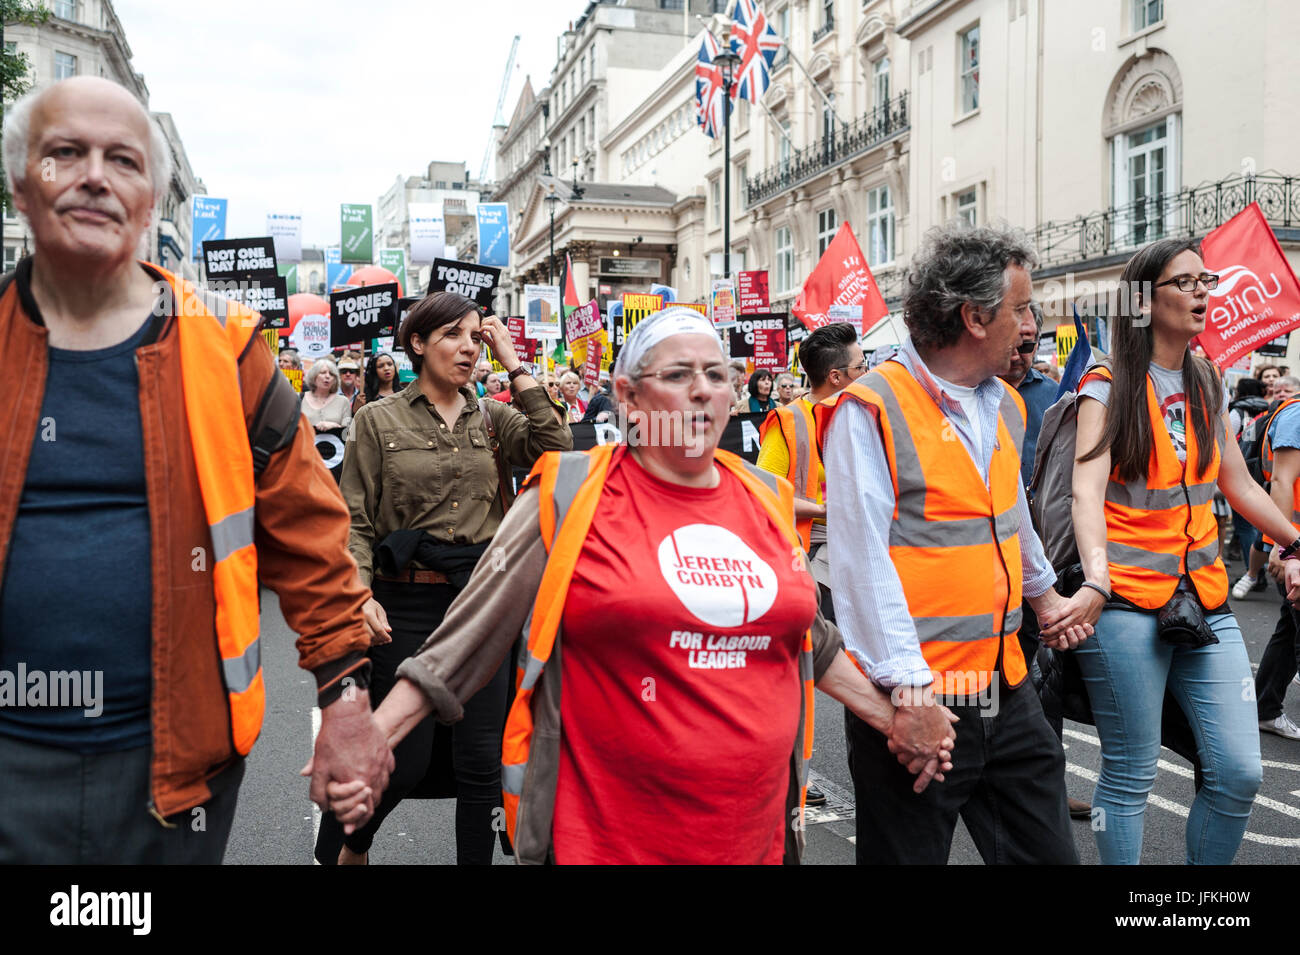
817 221 1094 864
0 76 394 863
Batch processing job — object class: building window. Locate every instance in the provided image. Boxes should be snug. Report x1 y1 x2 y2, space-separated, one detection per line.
737 161 748 206
659 0 684 8
778 117 792 169
53 0 76 20
710 178 721 228
588 107 595 142
817 208 837 255
3 245 16 272
959 25 979 114
1132 0 1162 32
774 226 794 293
821 93 836 141
54 51 77 81
867 186 895 267
873 57 890 109
956 188 977 226
822 0 833 29
1117 118 1170 244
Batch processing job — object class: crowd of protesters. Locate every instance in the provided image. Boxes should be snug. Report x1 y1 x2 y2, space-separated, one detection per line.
4 75 1300 867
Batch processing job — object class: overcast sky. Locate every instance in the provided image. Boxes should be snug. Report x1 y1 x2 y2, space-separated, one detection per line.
115 0 586 249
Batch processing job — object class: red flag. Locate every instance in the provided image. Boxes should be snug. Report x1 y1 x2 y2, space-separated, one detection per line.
792 223 889 334
1198 203 1300 367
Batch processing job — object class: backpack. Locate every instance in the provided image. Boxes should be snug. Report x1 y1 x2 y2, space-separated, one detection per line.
1027 362 1108 574
1239 397 1286 486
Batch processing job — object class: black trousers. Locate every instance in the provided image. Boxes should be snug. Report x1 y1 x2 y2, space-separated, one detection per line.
1257 600 1300 721
0 736 243 864
845 679 1078 865
314 580 511 865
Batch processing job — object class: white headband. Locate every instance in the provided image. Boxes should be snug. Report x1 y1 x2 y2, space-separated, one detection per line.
614 306 724 378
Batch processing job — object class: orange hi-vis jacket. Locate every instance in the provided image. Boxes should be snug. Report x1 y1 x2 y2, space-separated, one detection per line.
163 265 266 754
759 399 821 550
1078 366 1228 610
499 445 817 853
1261 396 1300 526
815 360 1029 692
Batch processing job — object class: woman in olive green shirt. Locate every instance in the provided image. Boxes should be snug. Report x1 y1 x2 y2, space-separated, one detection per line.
315 291 571 866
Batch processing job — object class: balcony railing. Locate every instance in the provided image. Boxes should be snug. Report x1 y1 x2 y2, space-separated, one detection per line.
746 92 909 207
1032 172 1300 271
812 17 835 42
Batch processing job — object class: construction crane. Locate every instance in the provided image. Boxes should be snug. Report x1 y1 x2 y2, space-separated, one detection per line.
479 34 520 186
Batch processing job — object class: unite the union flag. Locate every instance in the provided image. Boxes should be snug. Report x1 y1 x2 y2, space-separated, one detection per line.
695 31 726 139
728 0 782 103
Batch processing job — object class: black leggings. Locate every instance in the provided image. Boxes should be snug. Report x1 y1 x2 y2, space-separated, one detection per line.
314 580 511 865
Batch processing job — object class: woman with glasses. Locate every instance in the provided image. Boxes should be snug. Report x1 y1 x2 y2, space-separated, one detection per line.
321 307 957 864
1070 239 1300 864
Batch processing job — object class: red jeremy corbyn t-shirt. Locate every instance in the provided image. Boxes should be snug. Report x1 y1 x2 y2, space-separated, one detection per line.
551 450 818 864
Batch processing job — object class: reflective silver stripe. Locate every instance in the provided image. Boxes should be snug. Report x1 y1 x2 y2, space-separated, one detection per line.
552 452 591 532
520 652 545 692
502 761 525 795
1003 605 1023 633
1186 539 1221 572
741 459 781 497
914 614 997 643
994 504 1020 543
799 647 814 684
210 507 255 563
1107 539 1181 576
889 515 995 549
790 407 811 497
1105 481 1215 511
222 638 260 694
998 385 1025 455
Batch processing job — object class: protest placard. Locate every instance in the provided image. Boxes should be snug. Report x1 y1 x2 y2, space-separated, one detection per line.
202 236 278 282
315 427 346 481
753 325 787 372
225 276 289 328
290 315 331 361
525 285 561 338
738 270 769 314
340 204 373 264
394 296 420 340
582 338 603 392
280 366 303 394
710 278 737 329
621 292 665 338
727 313 784 358
190 196 226 261
378 249 408 293
330 283 399 347
429 258 501 309
565 300 603 343
507 316 538 362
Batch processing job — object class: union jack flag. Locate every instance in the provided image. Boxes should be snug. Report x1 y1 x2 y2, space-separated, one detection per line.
728 0 782 103
694 31 726 139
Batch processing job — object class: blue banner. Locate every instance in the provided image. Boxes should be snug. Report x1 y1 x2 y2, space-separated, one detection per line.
190 196 227 261
476 203 509 268
325 247 352 291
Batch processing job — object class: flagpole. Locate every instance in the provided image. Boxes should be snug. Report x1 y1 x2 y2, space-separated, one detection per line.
759 100 795 147
716 48 741 281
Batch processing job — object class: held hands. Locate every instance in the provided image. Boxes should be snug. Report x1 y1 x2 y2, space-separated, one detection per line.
478 314 519 371
1032 587 1097 650
300 691 395 835
1284 558 1300 605
883 685 959 794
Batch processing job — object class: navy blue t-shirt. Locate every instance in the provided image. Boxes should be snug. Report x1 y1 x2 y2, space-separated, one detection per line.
0 314 154 752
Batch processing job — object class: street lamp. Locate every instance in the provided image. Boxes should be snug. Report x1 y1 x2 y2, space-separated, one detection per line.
544 185 561 286
712 48 742 279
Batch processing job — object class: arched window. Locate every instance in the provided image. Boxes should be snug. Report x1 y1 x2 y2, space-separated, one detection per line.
1104 51 1182 247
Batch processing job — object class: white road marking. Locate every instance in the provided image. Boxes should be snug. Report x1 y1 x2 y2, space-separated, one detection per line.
311 705 321 864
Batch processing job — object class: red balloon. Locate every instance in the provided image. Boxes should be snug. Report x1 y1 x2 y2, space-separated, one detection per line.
284 293 330 337
345 265 403 298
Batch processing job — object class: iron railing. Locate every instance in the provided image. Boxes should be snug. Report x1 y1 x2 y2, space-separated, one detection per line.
746 91 909 206
1032 173 1300 270
812 17 834 42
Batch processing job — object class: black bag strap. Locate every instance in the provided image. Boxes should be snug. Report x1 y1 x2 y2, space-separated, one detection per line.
249 369 302 478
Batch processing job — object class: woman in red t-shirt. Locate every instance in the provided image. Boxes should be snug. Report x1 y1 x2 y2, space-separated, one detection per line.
325 308 957 863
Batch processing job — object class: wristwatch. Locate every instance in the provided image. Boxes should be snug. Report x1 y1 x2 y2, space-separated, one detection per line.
508 363 532 383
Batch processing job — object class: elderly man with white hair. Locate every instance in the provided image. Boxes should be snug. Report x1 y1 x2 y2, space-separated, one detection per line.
0 77 392 863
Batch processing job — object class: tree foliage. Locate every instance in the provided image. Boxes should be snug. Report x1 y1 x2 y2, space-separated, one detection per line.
2 2 52 211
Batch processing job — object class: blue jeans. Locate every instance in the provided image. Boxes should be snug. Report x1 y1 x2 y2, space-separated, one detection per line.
1074 608 1261 864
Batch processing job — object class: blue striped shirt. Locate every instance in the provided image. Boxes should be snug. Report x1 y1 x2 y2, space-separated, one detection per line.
825 338 1056 688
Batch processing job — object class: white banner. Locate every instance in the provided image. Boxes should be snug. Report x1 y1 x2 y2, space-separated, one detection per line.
524 284 561 339
266 211 302 262
409 203 446 264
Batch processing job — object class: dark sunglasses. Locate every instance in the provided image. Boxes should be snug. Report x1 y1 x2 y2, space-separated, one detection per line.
1016 341 1038 355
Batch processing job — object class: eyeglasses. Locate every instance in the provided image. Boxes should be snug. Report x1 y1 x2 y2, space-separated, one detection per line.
778 383 795 389
833 360 868 375
640 365 731 388
1155 272 1220 292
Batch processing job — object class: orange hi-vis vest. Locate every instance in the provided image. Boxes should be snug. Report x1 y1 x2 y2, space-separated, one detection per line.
759 399 820 550
158 264 266 754
1261 396 1300 526
815 360 1028 692
1078 366 1228 610
500 445 817 850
